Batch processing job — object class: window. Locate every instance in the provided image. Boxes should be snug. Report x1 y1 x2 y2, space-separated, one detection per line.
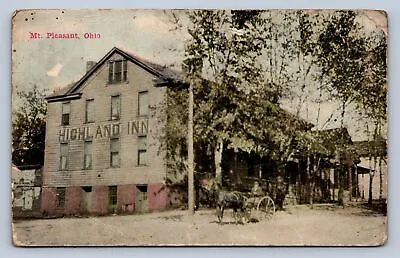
56 187 66 208
61 102 70 126
108 186 117 206
81 186 92 192
108 59 127 84
138 91 149 116
111 95 121 121
85 99 95 123
59 143 68 170
137 136 147 166
136 185 148 201
110 138 120 167
84 141 92 170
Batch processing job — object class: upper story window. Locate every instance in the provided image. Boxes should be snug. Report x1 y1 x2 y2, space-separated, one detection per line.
138 91 149 117
59 143 69 170
85 99 95 123
111 95 121 121
108 59 127 84
110 138 120 168
61 102 70 126
137 135 147 166
84 141 93 170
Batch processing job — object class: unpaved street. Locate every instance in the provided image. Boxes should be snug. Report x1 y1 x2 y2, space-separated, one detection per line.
12 204 387 246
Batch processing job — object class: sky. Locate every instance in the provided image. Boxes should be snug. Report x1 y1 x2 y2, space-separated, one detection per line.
11 9 388 141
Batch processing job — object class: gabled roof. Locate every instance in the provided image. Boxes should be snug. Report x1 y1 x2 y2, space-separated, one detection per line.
46 47 183 102
353 137 387 157
47 82 76 98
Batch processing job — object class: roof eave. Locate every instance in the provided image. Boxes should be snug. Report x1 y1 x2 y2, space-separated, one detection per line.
46 93 82 103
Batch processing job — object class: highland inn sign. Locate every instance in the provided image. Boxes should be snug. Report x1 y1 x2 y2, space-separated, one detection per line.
58 119 149 143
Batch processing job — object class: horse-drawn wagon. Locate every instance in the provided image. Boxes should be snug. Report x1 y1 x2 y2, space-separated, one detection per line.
199 175 283 224
216 182 276 224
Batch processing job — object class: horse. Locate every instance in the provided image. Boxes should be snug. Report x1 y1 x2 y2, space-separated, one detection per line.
216 190 247 224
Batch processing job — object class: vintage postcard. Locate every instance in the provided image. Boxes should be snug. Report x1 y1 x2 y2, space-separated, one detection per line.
11 9 387 246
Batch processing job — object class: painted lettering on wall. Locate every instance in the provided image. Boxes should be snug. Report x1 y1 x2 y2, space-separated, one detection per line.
59 119 148 142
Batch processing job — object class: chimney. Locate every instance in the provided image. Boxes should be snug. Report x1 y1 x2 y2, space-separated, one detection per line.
86 61 96 72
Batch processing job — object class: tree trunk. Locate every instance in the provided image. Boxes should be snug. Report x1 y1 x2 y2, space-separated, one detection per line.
348 165 352 202
338 100 346 207
306 155 313 206
354 166 359 201
296 161 301 203
379 156 383 200
214 139 224 188
188 79 195 214
368 156 377 206
362 173 365 200
275 162 286 210
338 168 344 206
368 172 374 206
332 169 335 202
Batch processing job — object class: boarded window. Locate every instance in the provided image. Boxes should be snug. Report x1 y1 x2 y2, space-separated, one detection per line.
108 59 127 84
108 185 117 206
84 141 92 170
111 95 120 120
59 143 68 170
61 102 70 126
138 136 147 166
110 138 120 167
56 187 66 208
85 99 95 123
138 91 149 116
136 185 148 201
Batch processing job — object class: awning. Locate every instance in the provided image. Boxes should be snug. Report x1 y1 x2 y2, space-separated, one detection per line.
356 160 374 174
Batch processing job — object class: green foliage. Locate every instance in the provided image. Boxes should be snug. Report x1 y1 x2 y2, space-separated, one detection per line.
357 31 387 123
167 10 322 177
184 10 269 147
12 86 47 166
317 11 369 104
316 10 387 149
163 10 387 180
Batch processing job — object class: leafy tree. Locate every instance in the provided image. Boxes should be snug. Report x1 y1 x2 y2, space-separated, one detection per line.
316 10 387 204
317 11 368 124
183 10 269 187
358 30 387 204
162 10 387 208
12 86 47 166
168 10 324 192
315 11 366 205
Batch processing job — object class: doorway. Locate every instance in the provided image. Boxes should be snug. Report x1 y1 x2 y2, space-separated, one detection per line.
135 185 148 213
81 186 92 214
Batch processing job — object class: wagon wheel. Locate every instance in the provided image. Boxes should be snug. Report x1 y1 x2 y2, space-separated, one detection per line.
256 196 275 221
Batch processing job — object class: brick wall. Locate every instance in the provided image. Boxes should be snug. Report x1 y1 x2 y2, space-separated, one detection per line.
117 184 136 213
66 186 82 215
148 183 169 211
41 187 56 216
91 185 108 215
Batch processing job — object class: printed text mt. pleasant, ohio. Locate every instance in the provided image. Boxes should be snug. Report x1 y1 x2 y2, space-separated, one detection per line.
29 32 101 40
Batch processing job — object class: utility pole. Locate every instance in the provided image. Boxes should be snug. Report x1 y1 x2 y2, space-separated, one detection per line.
188 78 195 215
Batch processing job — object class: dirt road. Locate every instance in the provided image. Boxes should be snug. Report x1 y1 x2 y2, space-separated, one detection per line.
12 204 387 246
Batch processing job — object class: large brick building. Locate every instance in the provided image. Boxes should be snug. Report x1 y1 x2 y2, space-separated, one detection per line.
42 47 183 216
